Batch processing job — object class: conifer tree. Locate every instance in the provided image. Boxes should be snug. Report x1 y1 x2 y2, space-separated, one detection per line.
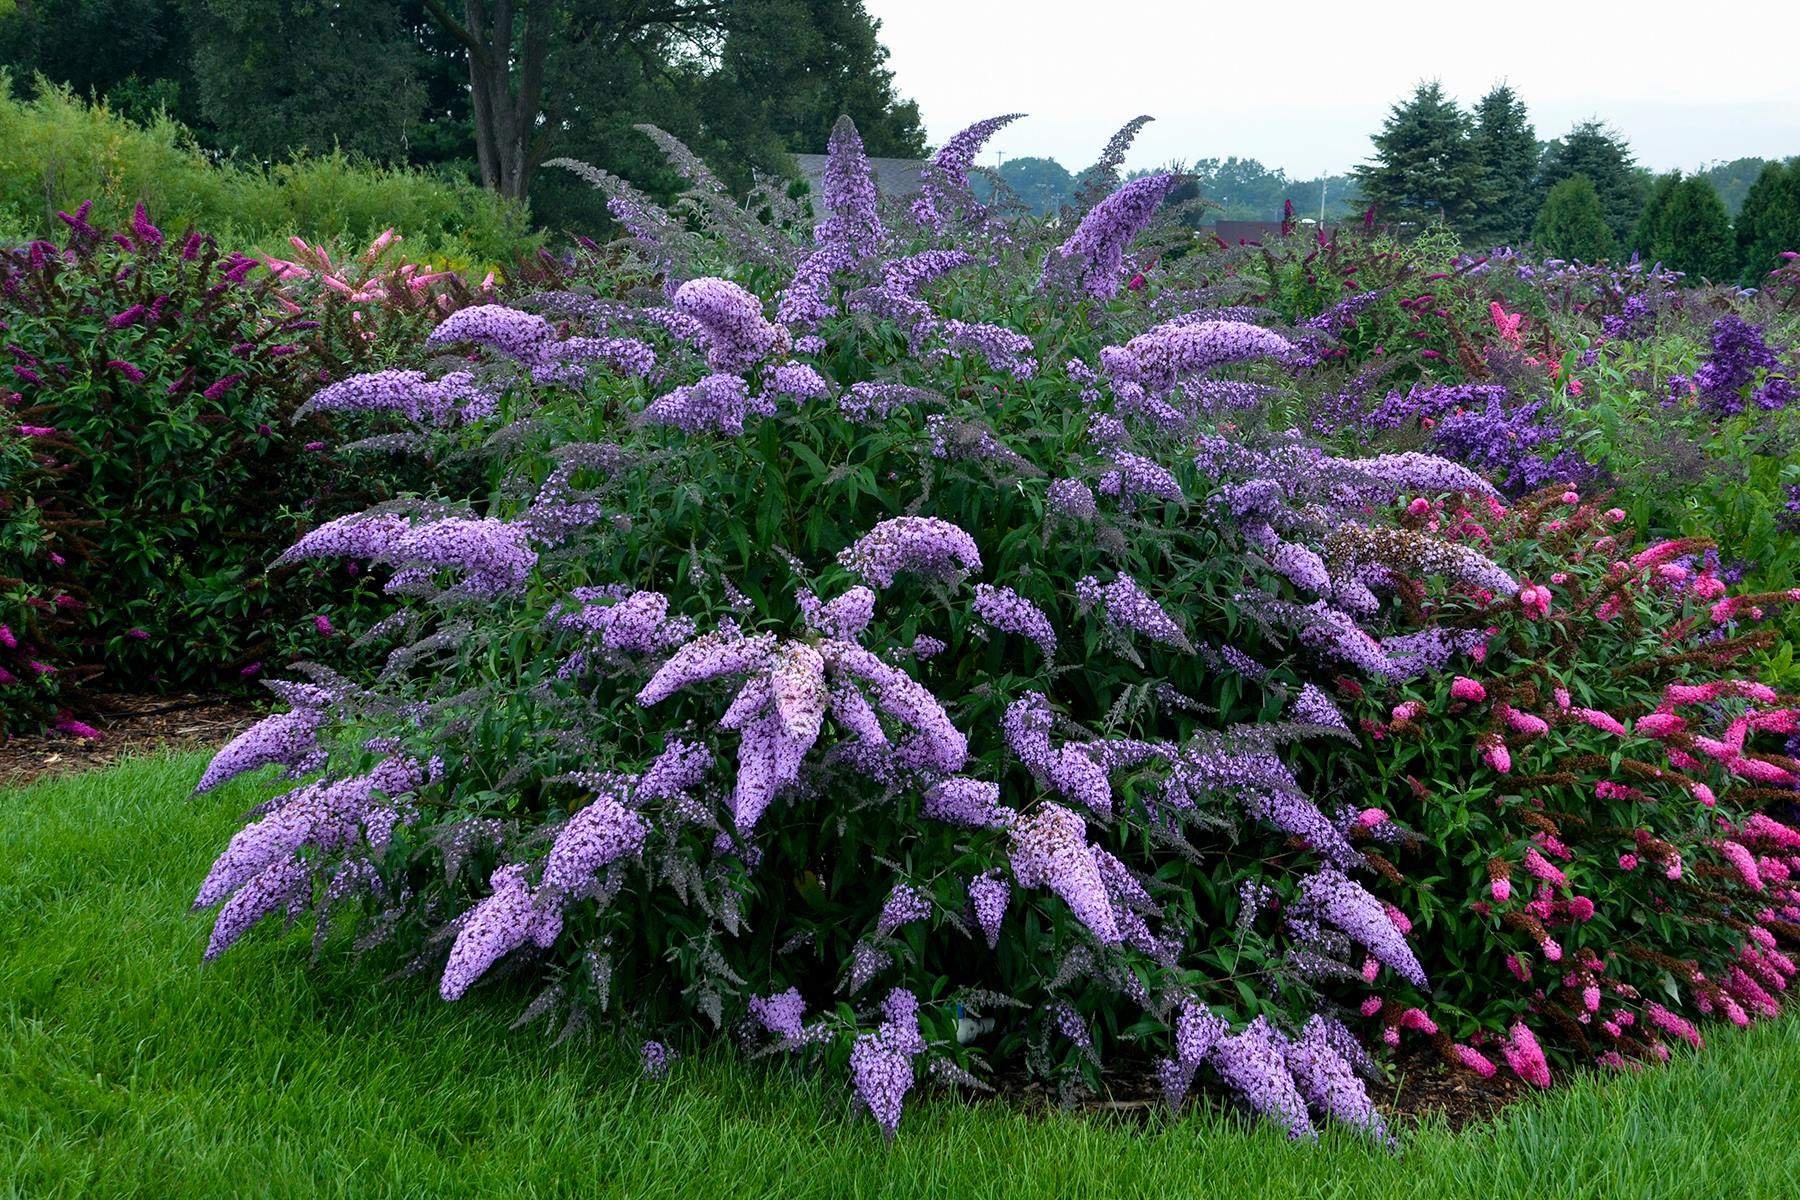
1467 84 1537 247
1633 171 1682 256
1533 175 1615 262
1353 81 1484 232
1735 160 1800 285
1637 174 1735 279
1536 121 1647 247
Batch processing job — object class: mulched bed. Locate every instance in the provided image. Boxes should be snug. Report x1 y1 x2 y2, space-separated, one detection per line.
0 692 265 789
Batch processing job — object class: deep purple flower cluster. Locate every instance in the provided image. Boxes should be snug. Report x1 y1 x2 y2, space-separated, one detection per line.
1690 315 1786 416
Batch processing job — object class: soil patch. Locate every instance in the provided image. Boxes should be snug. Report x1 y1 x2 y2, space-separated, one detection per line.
1 692 264 789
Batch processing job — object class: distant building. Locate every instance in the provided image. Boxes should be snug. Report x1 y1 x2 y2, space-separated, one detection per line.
1202 220 1289 245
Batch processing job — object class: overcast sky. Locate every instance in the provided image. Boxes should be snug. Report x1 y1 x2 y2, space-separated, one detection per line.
866 0 1800 177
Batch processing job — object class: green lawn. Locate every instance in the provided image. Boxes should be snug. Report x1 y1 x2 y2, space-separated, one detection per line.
3 752 1798 1199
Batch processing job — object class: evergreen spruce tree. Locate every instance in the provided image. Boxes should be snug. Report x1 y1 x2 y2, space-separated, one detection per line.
1533 175 1616 262
1353 81 1484 233
1467 84 1537 247
1638 175 1735 279
1633 171 1682 256
1735 160 1800 285
1537 121 1648 247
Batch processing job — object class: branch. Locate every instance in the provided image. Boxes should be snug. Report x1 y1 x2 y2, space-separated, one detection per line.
420 0 485 59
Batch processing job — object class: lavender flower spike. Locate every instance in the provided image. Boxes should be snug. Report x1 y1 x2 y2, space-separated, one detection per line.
839 516 982 589
911 113 1026 233
671 277 790 372
1100 319 1302 395
1294 868 1427 987
815 114 884 259
1008 803 1121 943
1042 173 1176 298
971 584 1057 658
195 707 326 793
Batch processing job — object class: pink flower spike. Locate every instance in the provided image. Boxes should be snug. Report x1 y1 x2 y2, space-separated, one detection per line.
1502 1023 1551 1088
1498 705 1549 736
1575 708 1627 736
1453 1045 1497 1077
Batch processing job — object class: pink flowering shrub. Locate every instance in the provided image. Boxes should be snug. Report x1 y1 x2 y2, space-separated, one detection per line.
1321 486 1800 1086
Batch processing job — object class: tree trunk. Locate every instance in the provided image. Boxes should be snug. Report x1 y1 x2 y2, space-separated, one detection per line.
431 0 554 207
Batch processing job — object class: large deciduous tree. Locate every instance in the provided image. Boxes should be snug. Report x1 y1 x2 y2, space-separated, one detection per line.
418 0 727 205
188 1 427 163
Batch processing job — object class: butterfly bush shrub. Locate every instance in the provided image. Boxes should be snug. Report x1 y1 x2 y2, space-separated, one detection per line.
1309 487 1800 1082
188 118 1786 1138
0 206 406 732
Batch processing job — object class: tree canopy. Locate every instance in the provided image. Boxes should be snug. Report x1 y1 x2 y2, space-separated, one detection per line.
1353 81 1484 231
1468 84 1536 247
0 0 924 222
1536 120 1647 247
1735 159 1800 285
1534 174 1615 262
1635 172 1735 279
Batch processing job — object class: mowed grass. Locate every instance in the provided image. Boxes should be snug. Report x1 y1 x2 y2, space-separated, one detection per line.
2 753 1798 1199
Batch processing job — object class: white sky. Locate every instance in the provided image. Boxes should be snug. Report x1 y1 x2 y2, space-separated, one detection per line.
866 0 1800 177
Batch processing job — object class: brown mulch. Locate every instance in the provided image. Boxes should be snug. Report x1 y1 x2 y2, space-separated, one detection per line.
0 692 265 789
